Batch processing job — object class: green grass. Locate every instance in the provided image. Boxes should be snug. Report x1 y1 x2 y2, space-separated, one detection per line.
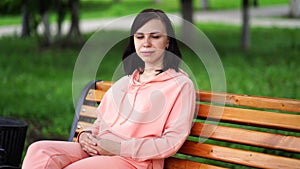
197 24 300 98
0 0 289 26
0 36 78 140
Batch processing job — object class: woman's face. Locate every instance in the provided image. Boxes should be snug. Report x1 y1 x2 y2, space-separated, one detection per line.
134 19 169 69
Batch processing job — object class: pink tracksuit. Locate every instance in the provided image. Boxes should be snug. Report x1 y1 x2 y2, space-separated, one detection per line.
22 69 196 169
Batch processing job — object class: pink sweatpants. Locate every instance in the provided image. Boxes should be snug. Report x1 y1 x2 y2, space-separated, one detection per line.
22 141 136 169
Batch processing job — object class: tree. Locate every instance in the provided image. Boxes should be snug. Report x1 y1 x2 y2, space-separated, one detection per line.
56 0 68 41
181 0 193 24
66 0 83 45
19 0 83 46
241 0 250 51
253 0 258 7
201 0 209 10
38 0 53 45
289 0 300 17
20 0 39 38
180 0 194 42
21 1 31 37
20 0 53 45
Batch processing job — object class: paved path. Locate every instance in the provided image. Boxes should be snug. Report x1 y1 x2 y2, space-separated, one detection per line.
194 5 300 28
0 5 299 37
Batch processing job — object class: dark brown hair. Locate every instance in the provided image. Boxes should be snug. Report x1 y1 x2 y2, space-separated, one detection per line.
122 9 182 75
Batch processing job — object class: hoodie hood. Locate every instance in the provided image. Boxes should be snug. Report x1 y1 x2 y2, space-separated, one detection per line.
130 68 187 86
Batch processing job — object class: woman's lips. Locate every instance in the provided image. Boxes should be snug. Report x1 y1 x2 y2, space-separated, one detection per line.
140 51 154 56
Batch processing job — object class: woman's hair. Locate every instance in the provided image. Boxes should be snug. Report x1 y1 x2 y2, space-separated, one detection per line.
122 8 182 75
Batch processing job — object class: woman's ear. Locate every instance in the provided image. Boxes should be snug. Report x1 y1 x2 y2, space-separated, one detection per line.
166 39 170 49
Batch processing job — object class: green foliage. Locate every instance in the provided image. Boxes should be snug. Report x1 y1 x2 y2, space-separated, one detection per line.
0 0 22 14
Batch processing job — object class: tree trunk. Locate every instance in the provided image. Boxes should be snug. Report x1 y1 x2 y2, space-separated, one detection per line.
201 0 209 10
35 0 53 46
181 0 193 23
41 11 52 45
56 1 67 42
180 0 195 44
289 0 300 17
66 0 83 45
241 0 250 51
21 3 31 37
253 0 258 7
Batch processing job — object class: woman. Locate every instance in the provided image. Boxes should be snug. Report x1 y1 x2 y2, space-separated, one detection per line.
22 9 196 169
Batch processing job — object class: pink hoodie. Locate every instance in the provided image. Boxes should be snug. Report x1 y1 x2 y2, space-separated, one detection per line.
92 68 196 169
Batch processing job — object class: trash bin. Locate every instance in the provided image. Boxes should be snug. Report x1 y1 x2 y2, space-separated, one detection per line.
0 117 28 169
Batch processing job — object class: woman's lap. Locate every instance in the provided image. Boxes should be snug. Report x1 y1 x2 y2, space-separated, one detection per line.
22 141 88 169
64 156 136 169
22 140 136 169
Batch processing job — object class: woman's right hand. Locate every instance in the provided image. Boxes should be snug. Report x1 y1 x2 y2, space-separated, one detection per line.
78 132 99 156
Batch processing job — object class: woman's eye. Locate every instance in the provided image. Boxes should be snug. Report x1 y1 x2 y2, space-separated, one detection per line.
152 35 160 39
134 34 144 39
136 36 144 39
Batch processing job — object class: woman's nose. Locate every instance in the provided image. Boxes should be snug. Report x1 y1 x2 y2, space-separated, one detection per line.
142 37 151 47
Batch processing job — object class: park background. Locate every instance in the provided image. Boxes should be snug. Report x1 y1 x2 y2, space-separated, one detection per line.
0 0 299 165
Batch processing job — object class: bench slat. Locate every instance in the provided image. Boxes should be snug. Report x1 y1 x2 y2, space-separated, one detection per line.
199 104 300 131
96 81 113 91
91 84 300 113
85 89 106 102
191 123 300 153
80 105 98 119
93 82 300 113
75 121 94 134
198 91 300 113
73 121 94 141
179 141 300 169
164 158 227 169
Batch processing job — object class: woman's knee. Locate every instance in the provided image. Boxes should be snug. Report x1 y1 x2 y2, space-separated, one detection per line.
26 140 50 155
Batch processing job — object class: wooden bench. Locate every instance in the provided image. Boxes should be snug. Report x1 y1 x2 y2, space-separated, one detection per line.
69 80 300 169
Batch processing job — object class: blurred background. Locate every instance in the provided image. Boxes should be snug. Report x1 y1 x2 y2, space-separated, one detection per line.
0 0 299 163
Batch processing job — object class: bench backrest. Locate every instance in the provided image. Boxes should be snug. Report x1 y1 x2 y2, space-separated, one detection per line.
69 80 300 169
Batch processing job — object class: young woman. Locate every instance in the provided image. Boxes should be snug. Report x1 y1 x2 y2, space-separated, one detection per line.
22 9 196 169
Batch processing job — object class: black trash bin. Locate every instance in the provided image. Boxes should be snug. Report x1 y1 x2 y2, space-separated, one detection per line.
0 117 28 169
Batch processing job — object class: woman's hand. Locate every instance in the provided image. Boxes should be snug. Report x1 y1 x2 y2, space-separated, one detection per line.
79 132 121 156
78 132 99 156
